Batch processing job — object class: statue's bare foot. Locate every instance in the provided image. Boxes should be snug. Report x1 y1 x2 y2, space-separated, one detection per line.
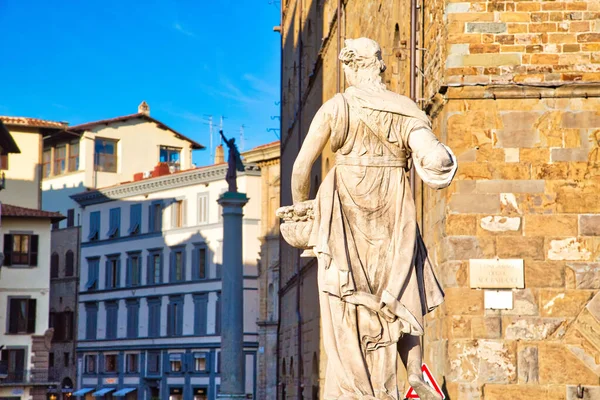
408 374 442 400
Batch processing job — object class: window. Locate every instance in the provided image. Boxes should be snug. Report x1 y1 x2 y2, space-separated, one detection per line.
170 248 185 282
126 299 139 339
105 257 120 289
149 201 162 232
169 353 183 372
105 302 118 339
53 311 74 341
197 193 209 224
88 211 100 241
171 200 185 228
85 354 97 373
147 351 160 374
193 294 208 336
67 209 75 227
107 208 121 238
0 153 9 170
65 250 75 277
42 148 51 177
4 234 39 266
7 298 36 334
95 138 118 172
147 251 162 285
129 204 142 235
159 146 181 168
85 258 100 291
64 352 70 367
64 311 74 341
147 298 161 338
104 354 117 373
68 140 79 171
1 349 25 382
85 303 98 340
194 353 209 372
126 354 138 373
54 145 67 175
49 352 55 367
51 252 59 279
193 245 207 280
215 292 221 334
167 296 183 337
127 253 141 287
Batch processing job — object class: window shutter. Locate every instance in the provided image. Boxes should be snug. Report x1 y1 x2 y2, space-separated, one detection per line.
126 257 131 287
3 234 12 266
105 260 111 289
147 254 152 285
182 200 187 227
192 248 198 280
27 299 37 333
8 299 19 333
148 205 154 232
29 235 39 266
116 259 121 287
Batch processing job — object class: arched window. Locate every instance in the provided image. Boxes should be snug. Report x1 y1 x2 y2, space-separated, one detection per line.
50 252 59 279
65 250 74 277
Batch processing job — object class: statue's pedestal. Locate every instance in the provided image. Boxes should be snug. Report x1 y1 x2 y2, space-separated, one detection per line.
217 192 249 399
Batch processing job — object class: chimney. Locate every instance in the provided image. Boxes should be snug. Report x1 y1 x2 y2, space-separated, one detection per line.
138 101 150 116
215 145 224 164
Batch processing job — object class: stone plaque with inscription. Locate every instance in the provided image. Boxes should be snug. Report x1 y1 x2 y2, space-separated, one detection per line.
469 258 524 289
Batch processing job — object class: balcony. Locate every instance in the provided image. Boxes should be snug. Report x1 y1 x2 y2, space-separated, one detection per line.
0 369 59 386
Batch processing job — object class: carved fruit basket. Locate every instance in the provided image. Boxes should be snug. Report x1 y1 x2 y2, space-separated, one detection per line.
276 200 315 250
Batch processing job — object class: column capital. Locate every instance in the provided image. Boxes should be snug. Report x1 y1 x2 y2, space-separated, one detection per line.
218 192 249 208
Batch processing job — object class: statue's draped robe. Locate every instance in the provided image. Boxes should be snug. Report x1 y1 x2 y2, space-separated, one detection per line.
308 86 457 399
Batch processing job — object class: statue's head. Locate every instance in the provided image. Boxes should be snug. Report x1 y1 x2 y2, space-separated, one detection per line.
339 38 386 89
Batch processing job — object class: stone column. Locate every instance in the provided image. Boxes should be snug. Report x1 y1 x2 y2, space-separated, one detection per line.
217 192 249 399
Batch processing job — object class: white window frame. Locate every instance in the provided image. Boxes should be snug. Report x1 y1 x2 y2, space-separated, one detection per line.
197 193 209 225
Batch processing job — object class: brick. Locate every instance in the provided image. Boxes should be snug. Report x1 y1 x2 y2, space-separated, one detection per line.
446 2 471 13
466 22 507 33
500 13 531 23
525 261 565 288
570 21 590 32
469 44 500 53
531 12 548 23
524 215 578 237
567 2 588 11
515 33 544 45
448 33 484 44
548 33 577 44
529 23 558 33
449 12 495 22
497 236 545 260
496 34 515 45
516 2 540 12
446 214 477 235
578 33 600 42
542 2 566 11
531 53 559 64
582 43 600 51
501 45 526 52
488 2 504 12
580 215 600 236
563 43 581 52
507 23 528 34
476 180 544 194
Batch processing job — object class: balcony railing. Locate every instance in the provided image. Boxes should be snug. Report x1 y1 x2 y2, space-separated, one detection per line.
0 369 58 385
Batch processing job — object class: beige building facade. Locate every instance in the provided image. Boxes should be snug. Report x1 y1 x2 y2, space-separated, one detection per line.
279 0 600 398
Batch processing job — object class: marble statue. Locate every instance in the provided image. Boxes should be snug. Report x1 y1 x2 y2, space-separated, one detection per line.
282 38 457 399
220 130 245 193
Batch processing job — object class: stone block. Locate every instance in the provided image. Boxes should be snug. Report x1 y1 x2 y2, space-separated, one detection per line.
551 148 590 162
439 260 469 288
504 148 519 162
471 316 501 339
502 289 539 316
504 317 566 340
483 385 550 400
448 340 479 382
456 163 493 180
540 289 594 317
495 130 540 148
477 340 517 384
580 215 600 236
539 342 599 384
524 215 578 237
517 346 539 384
497 236 545 260
457 180 476 194
490 163 532 180
461 53 521 67
500 193 522 215
566 263 600 289
525 261 565 288
449 193 501 214
446 214 477 236
449 315 472 338
562 111 600 128
476 180 544 194
446 2 471 14
520 148 549 164
586 291 600 320
445 288 485 316
479 216 521 233
444 236 485 260
548 237 592 261
466 22 507 34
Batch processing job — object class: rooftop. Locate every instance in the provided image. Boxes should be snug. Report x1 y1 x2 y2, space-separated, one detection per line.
0 116 68 129
1 204 65 223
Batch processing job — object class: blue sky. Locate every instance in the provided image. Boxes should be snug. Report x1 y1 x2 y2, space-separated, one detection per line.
0 0 281 166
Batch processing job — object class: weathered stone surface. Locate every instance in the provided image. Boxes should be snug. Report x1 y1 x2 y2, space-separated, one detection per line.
476 179 545 194
478 340 517 384
497 236 545 260
562 111 600 128
445 288 485 316
541 289 594 317
466 22 507 34
548 237 592 261
480 216 521 232
449 315 472 339
524 215 578 237
525 261 565 288
449 193 501 214
539 343 599 384
443 236 495 261
448 340 479 382
483 385 551 400
500 193 522 214
439 260 469 288
471 317 501 339
551 148 590 162
586 291 600 321
567 263 600 289
518 346 539 384
446 214 477 236
580 215 600 236
502 289 539 316
504 148 519 163
505 318 566 340
566 386 600 400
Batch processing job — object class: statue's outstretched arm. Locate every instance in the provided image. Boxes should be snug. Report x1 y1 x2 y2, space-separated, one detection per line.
408 127 458 189
291 103 333 203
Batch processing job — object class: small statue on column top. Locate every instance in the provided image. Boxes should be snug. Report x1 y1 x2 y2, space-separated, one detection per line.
220 130 245 193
